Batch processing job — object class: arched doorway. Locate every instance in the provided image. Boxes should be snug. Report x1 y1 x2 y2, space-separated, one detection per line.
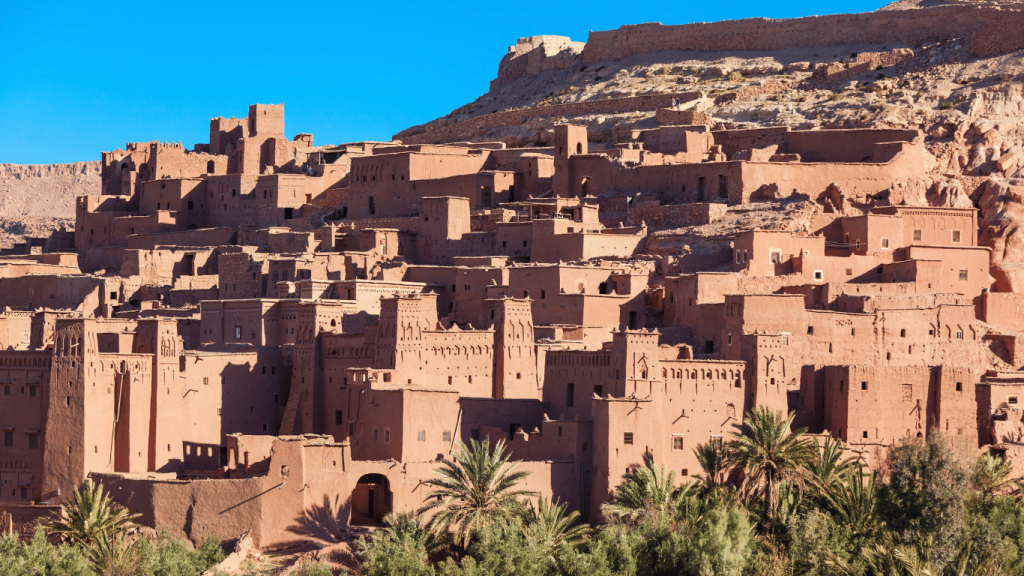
351 473 392 525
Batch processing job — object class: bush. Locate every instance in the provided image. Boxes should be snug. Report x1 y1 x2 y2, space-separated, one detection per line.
729 71 743 83
940 101 955 110
291 559 334 576
879 432 969 569
0 528 93 576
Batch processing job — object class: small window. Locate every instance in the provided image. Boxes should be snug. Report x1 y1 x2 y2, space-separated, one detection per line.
814 270 823 281
881 238 889 249
541 290 546 299
913 229 922 241
373 429 379 441
216 407 222 416
442 430 452 443
807 326 814 335
956 330 963 339
29 386 35 397
417 430 425 442
672 436 684 451
952 230 961 243
558 426 563 437
234 326 241 339
28 434 38 449
839 380 844 392
704 340 714 354
861 381 867 390
956 382 963 392
523 240 528 247
769 250 781 264
335 410 343 425
900 329 906 337
624 432 634 445
384 429 390 443
594 385 603 397
566 383 575 407
3 432 12 447
959 270 968 281
862 431 868 439
203 377 209 386
846 268 853 276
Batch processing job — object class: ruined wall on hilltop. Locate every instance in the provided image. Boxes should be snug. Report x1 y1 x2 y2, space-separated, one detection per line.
581 5 1024 64
494 36 585 88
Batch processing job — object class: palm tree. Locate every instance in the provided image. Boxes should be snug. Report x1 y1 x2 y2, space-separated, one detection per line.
419 437 537 548
824 465 884 539
600 460 693 524
725 407 816 519
85 531 141 576
828 534 997 576
973 453 1015 497
807 435 857 493
520 496 592 553
694 441 730 494
48 479 139 547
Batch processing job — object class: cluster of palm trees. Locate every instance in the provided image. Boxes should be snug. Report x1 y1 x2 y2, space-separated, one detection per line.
363 406 1017 576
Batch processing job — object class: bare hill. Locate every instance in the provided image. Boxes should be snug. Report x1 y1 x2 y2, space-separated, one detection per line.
0 161 98 248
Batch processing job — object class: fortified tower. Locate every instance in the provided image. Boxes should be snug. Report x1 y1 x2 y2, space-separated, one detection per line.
553 124 588 197
490 297 537 399
135 318 184 472
610 328 660 398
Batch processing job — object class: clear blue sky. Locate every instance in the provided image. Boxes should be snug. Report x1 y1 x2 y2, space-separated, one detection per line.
0 0 887 165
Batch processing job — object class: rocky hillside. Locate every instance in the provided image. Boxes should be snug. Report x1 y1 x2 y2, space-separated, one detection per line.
0 161 98 248
394 4 1024 289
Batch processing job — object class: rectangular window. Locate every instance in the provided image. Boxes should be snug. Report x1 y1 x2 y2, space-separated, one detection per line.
373 429 379 441
28 434 37 449
417 430 425 442
861 382 867 390
594 385 603 397
956 382 963 391
368 196 376 215
29 386 35 397
510 423 521 436
913 229 922 241
672 436 684 451
3 432 11 447
203 377 209 386
952 230 961 243
335 410 343 425
384 429 390 443
234 326 241 339
881 238 889 249
624 432 634 445
442 430 452 443
769 250 781 264
566 383 575 407
959 270 968 281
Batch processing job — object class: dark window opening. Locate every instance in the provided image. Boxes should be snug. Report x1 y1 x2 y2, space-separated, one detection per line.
704 340 714 354
566 383 575 407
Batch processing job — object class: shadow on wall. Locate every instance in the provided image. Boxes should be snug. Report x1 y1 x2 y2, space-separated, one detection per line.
286 493 349 543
